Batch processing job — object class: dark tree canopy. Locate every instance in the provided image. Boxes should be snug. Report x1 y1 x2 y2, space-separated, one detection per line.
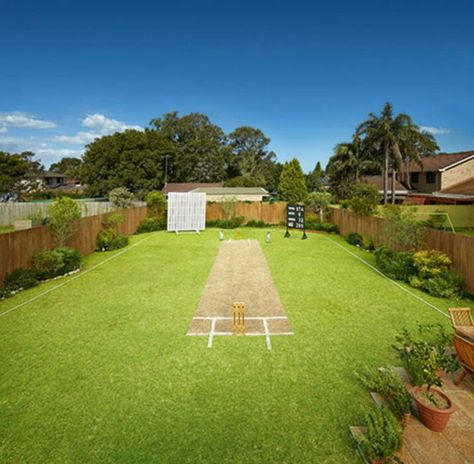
305 161 325 192
0 151 43 197
50 157 82 178
81 129 175 196
278 158 308 202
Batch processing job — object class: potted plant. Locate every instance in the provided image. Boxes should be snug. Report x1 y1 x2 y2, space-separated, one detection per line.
393 325 459 432
357 406 402 463
355 366 413 426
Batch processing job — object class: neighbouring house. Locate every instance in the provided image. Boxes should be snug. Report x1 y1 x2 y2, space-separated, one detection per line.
363 175 409 203
399 151 474 194
192 187 269 202
162 182 224 198
162 183 269 202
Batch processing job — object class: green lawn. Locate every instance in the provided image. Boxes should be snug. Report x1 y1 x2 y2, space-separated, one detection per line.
0 229 469 463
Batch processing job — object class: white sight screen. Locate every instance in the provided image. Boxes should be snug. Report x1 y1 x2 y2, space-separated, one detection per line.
167 192 206 232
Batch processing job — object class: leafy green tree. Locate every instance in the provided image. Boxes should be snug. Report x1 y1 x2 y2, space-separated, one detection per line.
0 151 43 197
278 158 308 202
50 157 82 178
150 112 228 182
305 161 325 192
145 191 166 218
227 126 277 187
81 129 174 196
48 197 81 246
306 191 332 222
109 187 134 208
356 102 438 204
224 176 261 187
347 182 381 216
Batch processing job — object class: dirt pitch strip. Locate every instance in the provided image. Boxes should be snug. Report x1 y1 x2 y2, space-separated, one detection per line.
187 239 292 350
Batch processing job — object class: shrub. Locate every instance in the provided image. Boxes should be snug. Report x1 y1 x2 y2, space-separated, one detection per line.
109 187 134 208
412 250 452 280
347 232 363 247
358 407 402 463
355 367 412 420
347 183 381 216
96 228 129 251
245 220 269 228
136 217 167 233
145 191 166 218
380 205 425 251
305 191 332 222
0 287 11 300
375 246 416 282
103 213 124 231
206 216 244 229
56 247 82 274
4 268 39 292
420 274 464 299
48 197 81 247
305 220 338 233
362 238 375 251
32 250 64 280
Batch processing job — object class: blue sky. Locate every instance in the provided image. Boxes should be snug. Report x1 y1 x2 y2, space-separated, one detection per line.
1 0 473 171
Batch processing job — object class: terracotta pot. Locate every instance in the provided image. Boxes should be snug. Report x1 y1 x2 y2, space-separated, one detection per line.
412 386 455 432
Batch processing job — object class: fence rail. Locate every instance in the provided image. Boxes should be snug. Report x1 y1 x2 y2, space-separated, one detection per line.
0 206 147 286
329 207 474 293
206 202 287 224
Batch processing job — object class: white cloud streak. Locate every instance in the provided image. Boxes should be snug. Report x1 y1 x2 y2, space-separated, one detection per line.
54 131 100 144
0 112 56 129
420 126 451 135
81 113 142 133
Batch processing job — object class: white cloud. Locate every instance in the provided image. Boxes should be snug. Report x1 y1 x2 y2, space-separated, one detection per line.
0 126 7 133
54 131 100 144
420 126 451 135
81 113 142 133
37 148 83 158
0 112 56 129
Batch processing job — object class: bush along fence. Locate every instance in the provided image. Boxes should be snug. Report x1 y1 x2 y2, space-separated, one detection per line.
329 207 474 294
0 206 147 290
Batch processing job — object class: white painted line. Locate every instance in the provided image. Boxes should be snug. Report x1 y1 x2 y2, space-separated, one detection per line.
207 318 216 348
0 234 155 319
187 331 294 337
320 234 449 319
263 318 272 351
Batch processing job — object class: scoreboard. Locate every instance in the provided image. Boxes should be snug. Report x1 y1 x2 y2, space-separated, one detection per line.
285 204 307 239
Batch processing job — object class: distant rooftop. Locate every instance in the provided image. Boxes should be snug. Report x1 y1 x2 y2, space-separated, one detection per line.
363 175 408 193
192 187 269 195
405 151 474 173
162 182 223 194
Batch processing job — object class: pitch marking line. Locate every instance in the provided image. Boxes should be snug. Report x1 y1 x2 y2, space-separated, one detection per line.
0 234 155 319
319 234 449 319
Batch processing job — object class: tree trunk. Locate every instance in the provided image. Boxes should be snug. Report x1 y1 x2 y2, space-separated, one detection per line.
383 149 389 204
319 208 324 223
391 169 396 204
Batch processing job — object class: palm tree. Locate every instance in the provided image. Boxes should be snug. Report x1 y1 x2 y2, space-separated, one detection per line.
357 103 438 204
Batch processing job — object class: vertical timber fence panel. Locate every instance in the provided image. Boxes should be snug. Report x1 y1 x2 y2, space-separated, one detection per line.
0 206 147 286
205 201 286 224
329 207 474 293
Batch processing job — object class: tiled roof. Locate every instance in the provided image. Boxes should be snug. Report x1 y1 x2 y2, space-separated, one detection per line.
162 182 223 194
192 187 269 195
405 151 474 172
363 176 408 193
440 177 474 195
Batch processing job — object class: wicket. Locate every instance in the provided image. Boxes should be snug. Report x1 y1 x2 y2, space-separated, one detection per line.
232 302 246 335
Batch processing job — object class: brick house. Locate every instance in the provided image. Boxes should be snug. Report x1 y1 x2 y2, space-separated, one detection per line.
400 151 474 194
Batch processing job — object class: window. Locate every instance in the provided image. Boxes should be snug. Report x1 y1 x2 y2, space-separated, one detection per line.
410 172 419 184
426 172 436 184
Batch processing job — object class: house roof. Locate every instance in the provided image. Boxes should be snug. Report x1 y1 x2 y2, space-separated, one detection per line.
405 151 474 173
192 187 269 195
363 176 408 193
440 177 474 195
162 182 223 194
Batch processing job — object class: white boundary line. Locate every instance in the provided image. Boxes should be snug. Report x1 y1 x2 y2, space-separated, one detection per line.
0 234 155 319
319 234 449 319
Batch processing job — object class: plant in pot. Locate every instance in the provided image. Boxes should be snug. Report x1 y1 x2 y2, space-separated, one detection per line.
393 325 459 432
357 406 403 464
355 366 413 426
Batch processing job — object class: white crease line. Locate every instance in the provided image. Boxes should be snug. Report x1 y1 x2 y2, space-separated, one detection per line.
0 234 155 319
188 332 294 337
320 234 449 319
207 318 216 348
193 316 288 320
263 318 272 351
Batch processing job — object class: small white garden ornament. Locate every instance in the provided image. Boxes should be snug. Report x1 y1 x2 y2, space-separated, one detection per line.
219 230 225 241
265 231 271 243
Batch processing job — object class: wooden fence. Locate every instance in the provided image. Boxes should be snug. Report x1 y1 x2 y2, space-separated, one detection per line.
329 207 474 293
206 202 286 224
0 206 147 286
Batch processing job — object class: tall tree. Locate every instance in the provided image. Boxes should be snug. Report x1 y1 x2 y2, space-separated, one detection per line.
305 161 325 192
226 126 277 187
50 157 82 178
150 112 228 182
81 129 174 196
356 103 438 204
0 151 43 198
278 158 308 202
